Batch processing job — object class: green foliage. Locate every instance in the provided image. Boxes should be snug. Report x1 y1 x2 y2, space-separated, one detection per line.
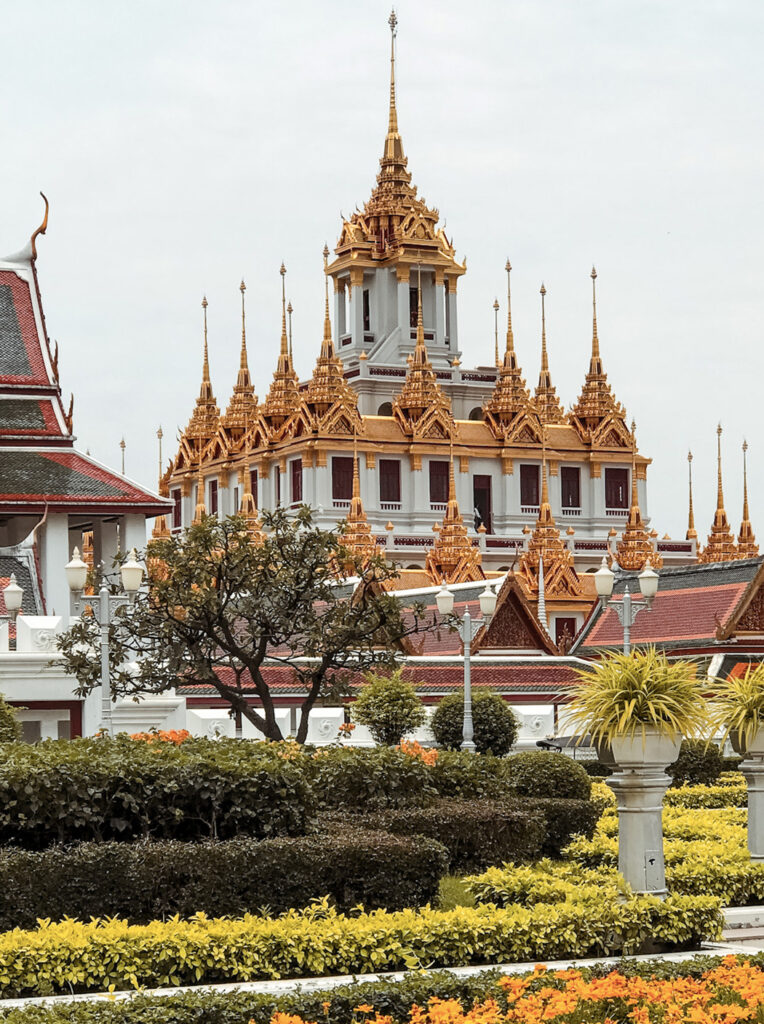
311 745 437 811
505 751 592 801
525 797 601 856
567 647 710 744
0 693 21 742
337 800 547 873
582 759 613 777
350 668 426 745
0 830 448 928
664 781 747 809
667 739 725 787
0 894 722 997
427 750 507 799
57 510 433 743
710 663 764 753
0 737 314 848
430 690 518 755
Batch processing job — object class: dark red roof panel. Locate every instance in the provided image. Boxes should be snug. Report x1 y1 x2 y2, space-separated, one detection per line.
0 271 49 387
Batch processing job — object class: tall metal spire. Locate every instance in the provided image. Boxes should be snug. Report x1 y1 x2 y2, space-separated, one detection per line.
262 266 301 429
280 263 289 360
505 258 515 361
287 300 294 365
738 439 759 558
493 298 500 368
321 243 334 358
699 423 738 563
539 283 549 378
239 280 249 371
686 450 697 541
184 296 220 441
200 296 213 399
589 266 602 374
534 283 565 424
388 9 398 136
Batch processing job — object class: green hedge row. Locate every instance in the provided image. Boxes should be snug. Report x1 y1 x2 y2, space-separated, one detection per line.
0 738 313 848
5 956 762 1024
0 896 723 998
0 830 448 930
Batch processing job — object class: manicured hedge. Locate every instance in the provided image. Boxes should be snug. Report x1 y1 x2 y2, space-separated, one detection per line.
338 800 547 872
525 797 601 857
427 750 507 799
0 737 314 848
310 745 437 811
667 740 725 787
0 830 448 929
0 895 723 997
505 751 592 801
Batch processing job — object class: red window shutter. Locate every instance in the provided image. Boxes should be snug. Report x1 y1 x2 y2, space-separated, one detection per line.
379 459 401 503
332 457 354 500
291 459 303 503
171 488 182 530
520 465 540 506
429 461 449 503
561 467 580 509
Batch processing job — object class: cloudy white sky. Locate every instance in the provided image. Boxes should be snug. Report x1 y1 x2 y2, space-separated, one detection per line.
2 1 762 540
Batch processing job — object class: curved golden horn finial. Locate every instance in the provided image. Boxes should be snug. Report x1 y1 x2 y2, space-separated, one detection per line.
30 192 49 260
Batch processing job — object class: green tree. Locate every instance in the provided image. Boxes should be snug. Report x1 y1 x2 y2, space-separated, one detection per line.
351 669 426 746
57 509 432 743
431 690 518 755
0 694 21 742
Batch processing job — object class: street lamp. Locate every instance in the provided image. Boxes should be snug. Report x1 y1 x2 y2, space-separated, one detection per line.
66 547 144 736
595 556 659 655
2 574 23 651
436 581 498 752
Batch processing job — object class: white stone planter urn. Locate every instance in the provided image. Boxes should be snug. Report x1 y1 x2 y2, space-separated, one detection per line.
607 729 682 897
731 727 764 861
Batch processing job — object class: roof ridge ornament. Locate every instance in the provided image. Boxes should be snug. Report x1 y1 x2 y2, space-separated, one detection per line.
30 192 49 261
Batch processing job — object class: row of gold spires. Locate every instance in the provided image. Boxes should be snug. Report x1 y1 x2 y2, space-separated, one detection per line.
689 426 758 562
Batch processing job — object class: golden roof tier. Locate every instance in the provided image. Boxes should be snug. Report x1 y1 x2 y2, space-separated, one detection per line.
303 248 360 432
424 450 484 585
616 422 662 571
699 424 738 563
515 446 582 599
185 297 221 443
328 11 464 284
569 268 631 448
483 260 542 443
261 264 302 433
392 267 453 438
737 440 759 559
533 284 566 425
223 281 258 435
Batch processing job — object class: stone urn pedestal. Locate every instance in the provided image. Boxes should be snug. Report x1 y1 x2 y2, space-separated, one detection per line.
732 729 764 861
606 731 682 897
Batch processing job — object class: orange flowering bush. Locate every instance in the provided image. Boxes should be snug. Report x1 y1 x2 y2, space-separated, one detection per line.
129 728 191 745
398 739 439 766
263 957 764 1024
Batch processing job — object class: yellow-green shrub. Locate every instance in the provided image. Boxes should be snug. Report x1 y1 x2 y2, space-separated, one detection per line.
0 897 722 998
665 781 747 809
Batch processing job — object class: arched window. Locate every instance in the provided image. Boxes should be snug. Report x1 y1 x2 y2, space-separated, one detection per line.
378 402 393 416
468 406 483 421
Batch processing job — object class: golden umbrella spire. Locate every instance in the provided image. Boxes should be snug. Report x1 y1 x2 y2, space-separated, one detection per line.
341 427 378 571
686 450 697 542
387 8 398 136
505 258 515 358
304 246 358 420
287 300 294 365
534 283 565 424
262 264 301 429
224 280 258 431
151 424 170 541
589 266 603 374
738 439 759 558
493 297 500 368
185 296 221 441
280 262 289 360
616 420 662 570
483 259 535 433
239 461 264 543
425 428 484 584
699 424 738 563
321 243 335 358
192 464 207 525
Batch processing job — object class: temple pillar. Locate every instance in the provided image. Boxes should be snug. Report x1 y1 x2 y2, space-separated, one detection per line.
349 268 364 346
335 279 347 340
434 269 446 346
396 266 410 341
122 514 147 557
446 278 458 348
38 513 70 618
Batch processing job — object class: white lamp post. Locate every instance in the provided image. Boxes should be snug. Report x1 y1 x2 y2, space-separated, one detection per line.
595 557 659 654
2 574 24 651
436 582 497 752
66 547 144 736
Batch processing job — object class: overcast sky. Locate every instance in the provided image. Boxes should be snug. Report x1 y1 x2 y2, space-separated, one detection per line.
2 0 762 541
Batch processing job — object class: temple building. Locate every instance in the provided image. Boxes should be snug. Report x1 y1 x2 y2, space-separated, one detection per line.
164 12 696 587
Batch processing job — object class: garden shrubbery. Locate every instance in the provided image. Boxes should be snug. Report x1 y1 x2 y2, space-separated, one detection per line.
0 829 448 928
0 737 314 848
505 750 592 801
667 739 725 787
431 690 518 755
310 745 437 811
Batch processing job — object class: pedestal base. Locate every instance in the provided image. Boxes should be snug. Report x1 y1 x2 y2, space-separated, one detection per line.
740 754 764 860
607 767 672 897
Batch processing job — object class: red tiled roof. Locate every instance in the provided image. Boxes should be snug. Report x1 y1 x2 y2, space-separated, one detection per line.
583 582 748 649
0 270 49 387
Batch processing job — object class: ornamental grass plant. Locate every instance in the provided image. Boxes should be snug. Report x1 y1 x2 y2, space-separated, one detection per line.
566 647 710 746
710 662 764 753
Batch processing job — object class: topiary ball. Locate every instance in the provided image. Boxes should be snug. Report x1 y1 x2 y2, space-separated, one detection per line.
666 739 725 788
504 750 592 800
430 691 518 756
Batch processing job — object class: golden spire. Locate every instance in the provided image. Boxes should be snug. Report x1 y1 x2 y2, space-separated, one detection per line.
737 439 759 558
686 451 697 542
151 425 171 540
493 297 500 368
570 267 628 442
238 462 264 543
184 296 221 441
699 424 738 563
341 429 379 571
534 283 566 424
224 280 258 431
304 246 359 422
393 263 452 431
262 263 302 429
425 428 484 584
616 421 663 571
483 259 536 435
192 464 207 525
287 300 294 365
516 430 582 598
388 8 398 136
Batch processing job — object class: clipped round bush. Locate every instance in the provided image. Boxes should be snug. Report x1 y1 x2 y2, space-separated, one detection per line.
667 739 725 788
311 746 436 812
0 693 21 742
350 669 426 746
431 691 518 755
505 751 592 801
